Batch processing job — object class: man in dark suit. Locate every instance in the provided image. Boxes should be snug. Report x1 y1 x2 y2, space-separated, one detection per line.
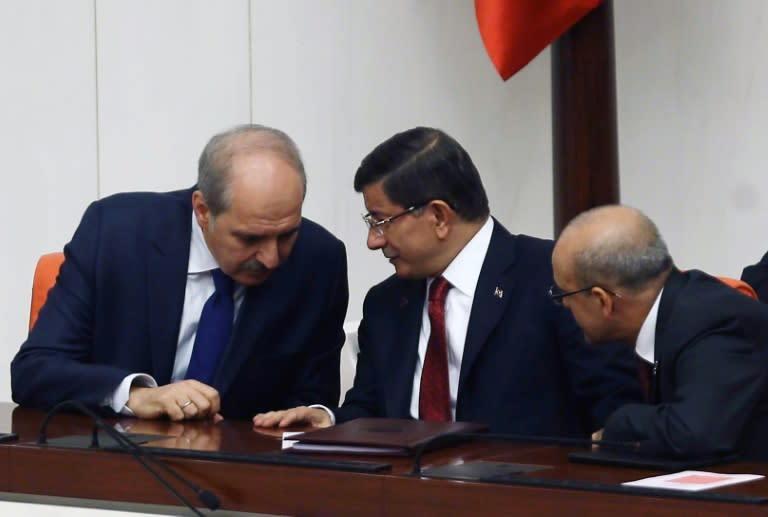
742 251 768 301
12 124 348 421
552 205 768 459
253 126 640 436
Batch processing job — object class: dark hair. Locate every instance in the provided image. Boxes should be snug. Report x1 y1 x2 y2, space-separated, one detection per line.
353 127 489 222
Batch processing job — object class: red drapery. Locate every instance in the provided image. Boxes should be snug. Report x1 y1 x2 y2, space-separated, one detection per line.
475 0 603 80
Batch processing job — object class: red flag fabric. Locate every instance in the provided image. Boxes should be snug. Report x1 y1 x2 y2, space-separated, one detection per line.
475 0 603 80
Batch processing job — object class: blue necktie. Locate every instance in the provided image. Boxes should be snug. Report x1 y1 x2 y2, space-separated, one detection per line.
185 268 235 384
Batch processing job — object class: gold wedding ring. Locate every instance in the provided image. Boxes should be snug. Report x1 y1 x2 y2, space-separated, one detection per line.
179 400 194 409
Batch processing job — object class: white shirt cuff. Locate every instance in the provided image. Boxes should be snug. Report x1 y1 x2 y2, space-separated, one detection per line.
309 404 336 425
104 373 157 415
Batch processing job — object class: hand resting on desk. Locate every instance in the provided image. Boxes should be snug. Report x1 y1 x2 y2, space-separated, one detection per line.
127 379 222 422
252 406 332 429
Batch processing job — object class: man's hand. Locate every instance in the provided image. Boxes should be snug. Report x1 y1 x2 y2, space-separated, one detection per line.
127 380 221 421
252 406 331 428
591 428 604 451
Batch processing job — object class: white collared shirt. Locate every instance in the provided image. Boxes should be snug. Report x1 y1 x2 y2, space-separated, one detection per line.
408 217 494 420
635 287 664 365
105 212 245 413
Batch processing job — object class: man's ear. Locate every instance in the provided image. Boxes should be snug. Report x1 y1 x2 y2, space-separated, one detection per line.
429 200 454 239
593 287 616 318
192 190 211 230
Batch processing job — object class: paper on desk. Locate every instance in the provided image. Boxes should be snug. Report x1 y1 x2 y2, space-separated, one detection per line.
281 431 304 450
623 470 764 491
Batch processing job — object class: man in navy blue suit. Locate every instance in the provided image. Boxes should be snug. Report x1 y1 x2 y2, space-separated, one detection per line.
12 124 349 421
253 127 641 436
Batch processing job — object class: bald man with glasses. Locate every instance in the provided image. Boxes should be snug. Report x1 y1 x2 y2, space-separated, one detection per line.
552 204 768 459
254 127 642 438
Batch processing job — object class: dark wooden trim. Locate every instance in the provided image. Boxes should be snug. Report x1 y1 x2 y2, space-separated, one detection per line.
3 405 768 517
552 0 619 236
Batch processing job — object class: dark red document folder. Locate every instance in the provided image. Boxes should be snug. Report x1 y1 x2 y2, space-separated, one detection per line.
288 418 488 456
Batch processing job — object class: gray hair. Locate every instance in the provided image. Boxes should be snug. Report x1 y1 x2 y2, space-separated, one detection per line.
197 124 306 216
571 207 673 291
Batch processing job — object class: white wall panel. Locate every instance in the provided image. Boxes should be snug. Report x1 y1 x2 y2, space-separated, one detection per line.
250 0 552 321
96 0 251 195
615 0 768 277
0 0 97 402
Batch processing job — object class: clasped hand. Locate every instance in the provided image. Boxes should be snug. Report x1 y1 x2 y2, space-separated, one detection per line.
127 379 222 421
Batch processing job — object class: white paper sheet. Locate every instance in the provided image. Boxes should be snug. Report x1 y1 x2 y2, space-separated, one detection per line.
623 470 764 491
281 431 304 450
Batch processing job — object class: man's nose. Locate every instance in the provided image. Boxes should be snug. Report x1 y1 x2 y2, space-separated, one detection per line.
257 239 280 269
367 229 385 250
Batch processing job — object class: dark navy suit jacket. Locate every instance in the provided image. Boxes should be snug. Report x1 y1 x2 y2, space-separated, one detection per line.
603 269 768 459
336 220 642 437
742 250 768 302
11 188 349 419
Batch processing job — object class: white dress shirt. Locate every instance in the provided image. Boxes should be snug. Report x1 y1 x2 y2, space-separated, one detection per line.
635 287 663 365
408 217 494 420
104 212 245 413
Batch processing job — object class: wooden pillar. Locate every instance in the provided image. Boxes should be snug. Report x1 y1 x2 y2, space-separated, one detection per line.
552 0 619 236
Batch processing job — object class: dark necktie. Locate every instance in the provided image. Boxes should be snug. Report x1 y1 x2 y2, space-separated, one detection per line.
638 358 653 403
185 268 235 384
419 276 453 421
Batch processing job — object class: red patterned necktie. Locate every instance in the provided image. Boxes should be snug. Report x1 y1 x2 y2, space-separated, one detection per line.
419 276 453 421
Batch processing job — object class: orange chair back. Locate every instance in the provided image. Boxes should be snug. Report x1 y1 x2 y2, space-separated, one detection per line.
716 276 758 300
29 252 65 331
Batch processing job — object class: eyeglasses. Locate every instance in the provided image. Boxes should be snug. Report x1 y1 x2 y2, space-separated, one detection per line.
362 205 424 237
547 284 622 305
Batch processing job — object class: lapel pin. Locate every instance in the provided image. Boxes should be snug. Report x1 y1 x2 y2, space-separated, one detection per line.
493 286 504 299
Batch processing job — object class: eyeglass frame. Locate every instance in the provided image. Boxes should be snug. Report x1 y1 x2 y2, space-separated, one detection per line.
362 204 426 236
547 284 622 305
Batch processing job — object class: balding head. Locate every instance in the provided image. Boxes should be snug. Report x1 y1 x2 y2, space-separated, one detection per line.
551 205 673 345
554 205 673 293
198 124 306 217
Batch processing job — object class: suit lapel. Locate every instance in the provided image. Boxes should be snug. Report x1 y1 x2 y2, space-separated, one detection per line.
146 190 194 385
459 220 516 392
653 268 686 398
387 279 425 417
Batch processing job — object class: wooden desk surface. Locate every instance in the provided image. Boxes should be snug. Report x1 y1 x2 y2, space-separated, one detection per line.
3 402 768 516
